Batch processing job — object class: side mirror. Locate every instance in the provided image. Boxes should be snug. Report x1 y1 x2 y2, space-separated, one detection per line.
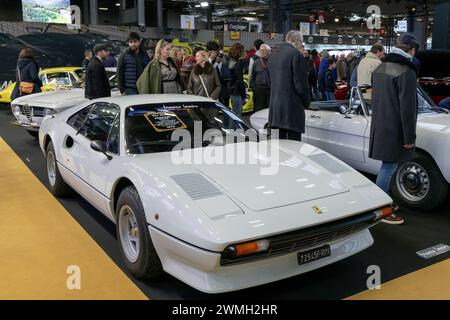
339 105 348 114
90 140 112 160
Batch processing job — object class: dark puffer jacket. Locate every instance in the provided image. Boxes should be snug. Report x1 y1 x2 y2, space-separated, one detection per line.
117 48 150 93
11 59 43 100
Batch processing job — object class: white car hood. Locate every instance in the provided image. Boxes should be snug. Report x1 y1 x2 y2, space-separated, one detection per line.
182 141 350 211
12 88 86 108
417 113 450 133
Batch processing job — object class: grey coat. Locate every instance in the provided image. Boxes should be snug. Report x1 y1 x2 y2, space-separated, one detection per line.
187 63 221 100
369 52 418 162
268 43 310 134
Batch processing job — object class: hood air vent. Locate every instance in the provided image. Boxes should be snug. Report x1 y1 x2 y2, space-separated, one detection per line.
171 173 223 200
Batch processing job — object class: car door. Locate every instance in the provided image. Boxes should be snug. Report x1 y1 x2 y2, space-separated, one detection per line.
61 102 120 216
305 94 368 165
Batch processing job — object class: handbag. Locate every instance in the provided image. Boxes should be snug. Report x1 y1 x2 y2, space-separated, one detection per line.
17 65 34 95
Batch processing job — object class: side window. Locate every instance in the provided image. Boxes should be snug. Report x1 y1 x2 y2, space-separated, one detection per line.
39 74 46 84
106 114 120 154
69 73 78 86
67 105 94 131
83 104 119 142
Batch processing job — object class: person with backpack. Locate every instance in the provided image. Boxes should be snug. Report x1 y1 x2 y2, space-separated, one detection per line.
11 48 43 101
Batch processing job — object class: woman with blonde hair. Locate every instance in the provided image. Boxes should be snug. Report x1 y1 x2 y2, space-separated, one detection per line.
170 46 183 69
187 50 221 100
137 39 184 94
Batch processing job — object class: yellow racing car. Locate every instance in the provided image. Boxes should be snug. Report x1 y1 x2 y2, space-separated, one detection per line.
0 66 84 104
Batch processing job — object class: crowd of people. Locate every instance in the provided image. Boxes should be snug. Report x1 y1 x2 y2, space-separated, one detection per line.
10 30 430 224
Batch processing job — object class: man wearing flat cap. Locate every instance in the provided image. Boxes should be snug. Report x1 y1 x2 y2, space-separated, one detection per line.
369 33 420 225
85 43 111 100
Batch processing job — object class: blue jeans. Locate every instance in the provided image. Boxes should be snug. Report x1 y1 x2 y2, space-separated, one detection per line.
438 97 450 110
325 92 336 101
231 95 243 116
376 161 399 193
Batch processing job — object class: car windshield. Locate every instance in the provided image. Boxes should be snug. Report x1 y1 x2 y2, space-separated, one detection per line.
125 101 254 154
46 72 71 86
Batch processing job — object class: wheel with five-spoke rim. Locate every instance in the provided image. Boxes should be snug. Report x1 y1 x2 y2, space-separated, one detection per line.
392 152 448 211
45 141 71 197
116 185 163 280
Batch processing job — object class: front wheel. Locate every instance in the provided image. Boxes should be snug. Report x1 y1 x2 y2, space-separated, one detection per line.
391 152 448 211
116 186 164 280
46 141 71 197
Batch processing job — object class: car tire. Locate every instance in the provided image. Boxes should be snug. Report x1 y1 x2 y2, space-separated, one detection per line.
26 130 38 139
391 152 448 211
116 186 164 280
46 141 71 197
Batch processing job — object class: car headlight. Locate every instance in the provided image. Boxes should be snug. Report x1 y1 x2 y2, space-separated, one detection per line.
13 105 21 117
44 108 54 117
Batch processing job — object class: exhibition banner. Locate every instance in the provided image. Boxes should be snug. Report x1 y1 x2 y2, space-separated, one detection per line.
22 0 71 24
180 15 195 30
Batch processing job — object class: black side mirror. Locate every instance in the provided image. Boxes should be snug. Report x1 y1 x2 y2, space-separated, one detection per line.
90 140 112 160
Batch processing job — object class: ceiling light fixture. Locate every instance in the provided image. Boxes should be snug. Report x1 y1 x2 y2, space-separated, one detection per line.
200 2 209 7
335 18 339 22
99 7 109 11
115 3 120 6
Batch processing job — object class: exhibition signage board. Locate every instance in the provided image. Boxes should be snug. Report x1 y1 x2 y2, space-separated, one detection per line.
229 31 240 40
212 22 225 31
306 36 385 46
227 21 250 32
22 0 72 24
180 15 195 30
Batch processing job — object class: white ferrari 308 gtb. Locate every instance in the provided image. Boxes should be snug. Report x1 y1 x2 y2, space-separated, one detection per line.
39 94 392 293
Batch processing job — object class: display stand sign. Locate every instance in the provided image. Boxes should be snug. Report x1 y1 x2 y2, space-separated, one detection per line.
228 21 250 32
394 19 408 33
144 112 187 132
212 22 224 31
299 22 310 36
229 32 241 40
181 15 195 30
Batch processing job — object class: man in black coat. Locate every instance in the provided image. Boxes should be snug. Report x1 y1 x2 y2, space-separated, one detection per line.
85 43 111 100
117 32 150 95
268 30 310 141
369 33 420 225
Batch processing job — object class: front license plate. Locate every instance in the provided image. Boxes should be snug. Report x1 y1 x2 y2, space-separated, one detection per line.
297 245 331 265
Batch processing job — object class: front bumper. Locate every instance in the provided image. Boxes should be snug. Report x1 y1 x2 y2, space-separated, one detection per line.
149 225 374 294
13 114 42 131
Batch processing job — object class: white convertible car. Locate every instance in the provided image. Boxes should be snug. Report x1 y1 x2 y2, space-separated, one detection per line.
39 94 392 293
11 68 119 138
251 86 450 211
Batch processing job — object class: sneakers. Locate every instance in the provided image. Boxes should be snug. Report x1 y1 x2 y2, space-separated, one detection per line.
381 213 405 225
